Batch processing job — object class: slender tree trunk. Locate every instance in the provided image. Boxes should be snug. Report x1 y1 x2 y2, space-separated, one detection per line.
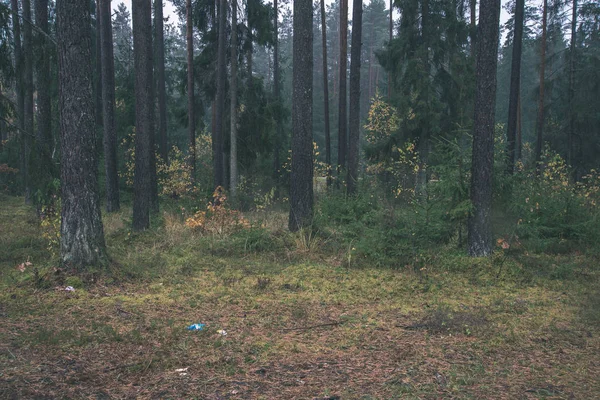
568 0 577 175
347 0 362 194
132 0 154 230
57 0 107 268
467 0 500 257
470 0 476 57
230 0 239 199
214 0 227 189
186 0 196 180
289 0 313 231
34 0 52 155
155 0 168 164
338 0 348 178
95 0 103 127
11 0 26 196
22 0 33 203
506 0 524 174
388 0 392 98
535 0 547 165
516 92 522 161
100 0 120 212
320 0 332 188
273 0 282 192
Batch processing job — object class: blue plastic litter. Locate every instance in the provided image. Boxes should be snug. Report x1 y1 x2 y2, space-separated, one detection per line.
187 323 206 331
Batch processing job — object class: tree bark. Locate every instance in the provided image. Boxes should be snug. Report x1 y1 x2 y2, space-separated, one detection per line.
534 0 547 165
34 0 52 154
155 0 168 164
132 0 154 230
230 0 239 199
470 0 476 57
467 0 500 257
100 0 120 212
22 0 33 203
568 0 576 175
321 0 332 188
95 0 103 127
347 0 362 194
388 0 392 98
289 0 313 231
10 0 26 197
214 0 227 189
273 0 282 192
186 0 196 181
506 0 524 174
57 0 107 268
338 0 348 177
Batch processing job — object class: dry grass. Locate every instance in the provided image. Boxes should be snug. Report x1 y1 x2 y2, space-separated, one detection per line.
1 194 599 399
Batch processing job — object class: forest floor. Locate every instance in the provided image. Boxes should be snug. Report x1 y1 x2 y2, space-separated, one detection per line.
1 193 599 399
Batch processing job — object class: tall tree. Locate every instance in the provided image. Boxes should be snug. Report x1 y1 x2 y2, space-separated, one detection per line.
347 0 362 194
100 0 120 212
132 0 154 230
34 0 52 154
567 0 576 172
534 0 547 164
230 0 239 197
57 0 107 267
338 0 348 177
186 0 195 180
506 0 525 174
467 0 500 257
95 0 103 127
22 0 33 202
214 0 227 188
388 0 392 98
289 0 313 231
155 0 168 164
273 0 282 190
320 0 332 187
10 0 26 196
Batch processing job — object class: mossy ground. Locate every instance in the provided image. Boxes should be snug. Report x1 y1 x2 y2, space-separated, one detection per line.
1 194 599 399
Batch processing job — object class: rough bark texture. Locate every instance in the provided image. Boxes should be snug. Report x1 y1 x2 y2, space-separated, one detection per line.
57 0 107 267
506 0 524 174
388 0 392 98
467 0 500 257
186 0 196 180
23 0 33 203
347 0 362 194
132 0 154 231
34 0 52 152
230 0 239 198
100 0 120 212
214 0 227 189
470 0 476 57
320 0 332 188
289 0 313 232
155 0 168 165
568 0 577 174
337 0 348 176
535 0 547 165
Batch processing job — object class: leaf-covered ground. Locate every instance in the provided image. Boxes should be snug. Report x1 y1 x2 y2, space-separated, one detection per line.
1 194 599 399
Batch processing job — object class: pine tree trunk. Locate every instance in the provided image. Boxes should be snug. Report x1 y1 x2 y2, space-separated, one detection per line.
470 0 476 57
10 0 26 197
132 0 154 230
506 0 524 174
535 0 547 165
517 93 522 161
273 0 282 193
57 0 107 268
214 0 227 189
289 0 313 231
337 0 348 178
155 0 169 165
347 0 362 194
568 0 577 176
320 0 332 188
34 0 52 155
99 0 120 212
467 0 500 257
95 0 103 127
22 0 33 203
230 0 239 199
388 0 392 98
186 0 196 181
